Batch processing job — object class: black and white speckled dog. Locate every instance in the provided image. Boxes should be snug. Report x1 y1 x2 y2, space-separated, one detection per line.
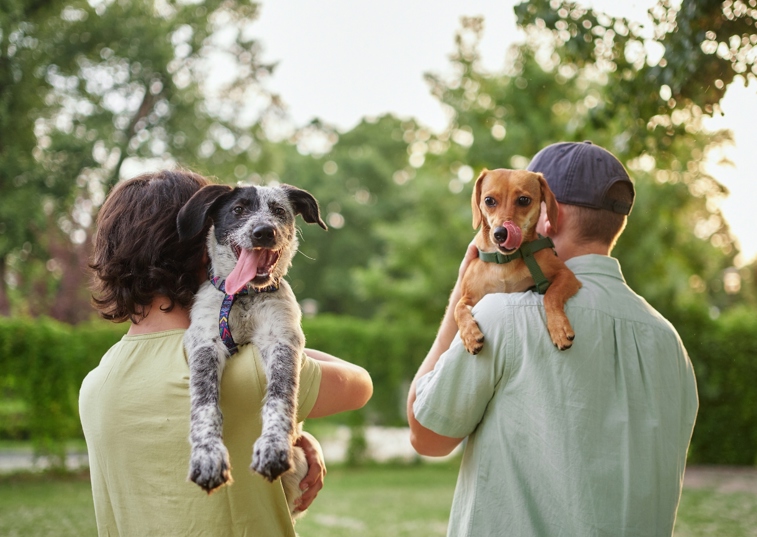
176 182 327 506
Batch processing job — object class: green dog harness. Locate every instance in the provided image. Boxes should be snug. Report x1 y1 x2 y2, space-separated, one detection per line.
477 235 556 294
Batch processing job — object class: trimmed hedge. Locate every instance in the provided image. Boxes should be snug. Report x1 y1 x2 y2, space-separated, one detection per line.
1 307 756 466
301 314 435 426
677 305 757 466
0 315 435 464
0 318 127 463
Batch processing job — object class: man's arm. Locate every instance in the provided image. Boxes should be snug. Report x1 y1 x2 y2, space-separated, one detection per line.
407 243 478 456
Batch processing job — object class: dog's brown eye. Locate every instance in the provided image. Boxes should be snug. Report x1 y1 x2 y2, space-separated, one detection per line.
484 197 496 207
273 207 285 216
517 196 531 207
232 206 244 215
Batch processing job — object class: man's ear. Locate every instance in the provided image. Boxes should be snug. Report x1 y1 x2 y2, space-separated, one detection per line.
471 169 488 229
538 198 563 238
536 173 559 233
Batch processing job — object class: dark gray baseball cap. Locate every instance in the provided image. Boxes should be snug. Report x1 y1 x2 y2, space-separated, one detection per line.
526 141 634 215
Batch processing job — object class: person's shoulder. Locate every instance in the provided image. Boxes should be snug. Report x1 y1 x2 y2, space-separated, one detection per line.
475 290 543 313
471 292 545 340
299 351 322 381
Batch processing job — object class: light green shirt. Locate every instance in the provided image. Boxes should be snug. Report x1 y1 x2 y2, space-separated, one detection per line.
79 329 321 537
414 255 698 537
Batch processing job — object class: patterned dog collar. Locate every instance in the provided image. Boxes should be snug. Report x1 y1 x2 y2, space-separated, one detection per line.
208 275 279 355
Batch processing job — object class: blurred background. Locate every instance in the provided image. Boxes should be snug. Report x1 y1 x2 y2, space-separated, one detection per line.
1 0 757 479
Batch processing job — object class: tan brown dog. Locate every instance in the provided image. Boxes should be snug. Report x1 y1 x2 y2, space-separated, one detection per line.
455 168 582 355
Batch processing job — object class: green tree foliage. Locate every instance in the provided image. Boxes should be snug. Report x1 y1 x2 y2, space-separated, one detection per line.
276 116 422 318
515 0 757 117
0 0 276 319
4 1 753 324
512 0 757 313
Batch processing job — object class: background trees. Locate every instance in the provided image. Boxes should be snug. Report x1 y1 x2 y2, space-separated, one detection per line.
1 0 280 319
2 0 754 323
1 0 757 461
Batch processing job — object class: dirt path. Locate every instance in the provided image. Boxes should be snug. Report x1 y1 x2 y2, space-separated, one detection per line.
684 465 757 494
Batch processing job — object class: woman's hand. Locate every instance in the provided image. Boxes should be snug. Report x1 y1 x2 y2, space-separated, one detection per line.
293 431 326 512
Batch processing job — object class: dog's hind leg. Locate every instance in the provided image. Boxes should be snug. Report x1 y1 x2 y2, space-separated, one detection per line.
186 338 232 493
251 336 302 482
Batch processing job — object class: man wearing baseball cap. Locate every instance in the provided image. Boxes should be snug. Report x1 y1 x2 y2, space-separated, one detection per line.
408 141 698 536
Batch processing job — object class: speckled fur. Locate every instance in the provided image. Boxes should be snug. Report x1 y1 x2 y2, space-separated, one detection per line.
177 183 326 512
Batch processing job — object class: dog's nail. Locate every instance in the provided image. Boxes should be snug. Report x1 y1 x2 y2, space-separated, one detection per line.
568 335 575 341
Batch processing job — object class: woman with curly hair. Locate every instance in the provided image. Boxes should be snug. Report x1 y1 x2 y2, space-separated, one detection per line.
80 169 372 537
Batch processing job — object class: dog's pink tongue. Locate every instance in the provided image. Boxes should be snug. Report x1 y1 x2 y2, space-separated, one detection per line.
502 221 522 251
225 249 261 295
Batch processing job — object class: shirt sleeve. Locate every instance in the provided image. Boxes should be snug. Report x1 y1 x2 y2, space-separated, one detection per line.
296 352 322 421
413 295 510 438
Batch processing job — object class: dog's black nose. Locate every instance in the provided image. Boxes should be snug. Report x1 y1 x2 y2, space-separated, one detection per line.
493 226 508 243
252 225 276 244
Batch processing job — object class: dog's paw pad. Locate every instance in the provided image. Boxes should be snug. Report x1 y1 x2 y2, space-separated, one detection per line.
251 435 292 482
189 441 232 493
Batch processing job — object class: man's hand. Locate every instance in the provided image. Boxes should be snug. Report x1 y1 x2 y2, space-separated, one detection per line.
293 431 326 512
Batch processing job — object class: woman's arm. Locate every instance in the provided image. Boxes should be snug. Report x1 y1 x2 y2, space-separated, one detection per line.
306 348 373 418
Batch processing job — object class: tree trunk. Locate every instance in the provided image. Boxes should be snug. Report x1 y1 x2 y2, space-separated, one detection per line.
48 237 93 324
0 257 10 316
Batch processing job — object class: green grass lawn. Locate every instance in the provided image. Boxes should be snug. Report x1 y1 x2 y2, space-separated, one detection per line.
1 465 756 537
0 471 96 537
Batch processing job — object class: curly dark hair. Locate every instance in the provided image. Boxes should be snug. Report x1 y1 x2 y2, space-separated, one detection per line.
90 169 211 323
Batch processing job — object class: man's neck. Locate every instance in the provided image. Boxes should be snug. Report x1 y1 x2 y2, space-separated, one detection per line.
127 296 191 335
552 237 611 261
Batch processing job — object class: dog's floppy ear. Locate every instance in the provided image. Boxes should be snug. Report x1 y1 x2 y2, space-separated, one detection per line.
536 172 559 233
177 184 234 240
471 169 488 229
281 184 328 230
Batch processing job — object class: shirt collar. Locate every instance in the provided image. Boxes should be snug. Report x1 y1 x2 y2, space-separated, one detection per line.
565 254 626 283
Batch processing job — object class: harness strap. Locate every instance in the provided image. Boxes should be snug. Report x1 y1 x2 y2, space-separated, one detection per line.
477 235 556 295
208 274 278 355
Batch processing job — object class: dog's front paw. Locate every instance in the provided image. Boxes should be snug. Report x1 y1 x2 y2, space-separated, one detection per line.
252 434 292 482
548 319 575 351
460 324 485 355
188 440 232 494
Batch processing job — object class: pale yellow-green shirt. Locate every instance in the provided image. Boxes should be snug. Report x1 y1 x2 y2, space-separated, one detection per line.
79 329 321 537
